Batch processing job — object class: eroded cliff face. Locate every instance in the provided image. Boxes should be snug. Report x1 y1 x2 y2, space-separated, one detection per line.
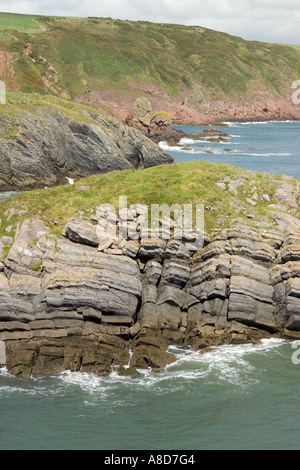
1 193 300 378
0 107 173 191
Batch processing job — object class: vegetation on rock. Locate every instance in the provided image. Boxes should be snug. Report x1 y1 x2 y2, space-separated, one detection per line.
0 160 298 242
0 12 299 117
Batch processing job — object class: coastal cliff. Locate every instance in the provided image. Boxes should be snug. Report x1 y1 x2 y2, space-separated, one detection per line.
1 13 300 126
0 96 173 191
1 162 300 377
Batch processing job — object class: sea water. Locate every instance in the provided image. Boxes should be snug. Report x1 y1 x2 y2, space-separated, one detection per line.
0 191 23 203
160 120 300 179
1 121 300 451
1 339 300 450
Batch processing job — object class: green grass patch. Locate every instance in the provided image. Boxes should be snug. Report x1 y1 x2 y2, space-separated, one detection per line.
1 14 299 99
0 161 290 241
31 260 43 272
1 92 114 128
0 12 44 34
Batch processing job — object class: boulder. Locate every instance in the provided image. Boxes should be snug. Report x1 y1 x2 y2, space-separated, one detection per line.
285 315 300 331
161 260 190 288
130 329 177 371
63 219 100 246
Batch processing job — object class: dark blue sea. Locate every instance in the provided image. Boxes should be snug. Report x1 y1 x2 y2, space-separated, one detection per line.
1 121 300 451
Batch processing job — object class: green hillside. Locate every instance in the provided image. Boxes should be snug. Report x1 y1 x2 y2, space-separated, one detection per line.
0 12 299 103
0 11 44 35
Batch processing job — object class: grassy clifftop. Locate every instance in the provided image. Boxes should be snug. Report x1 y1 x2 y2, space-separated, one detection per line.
0 12 300 105
1 91 115 125
0 161 297 245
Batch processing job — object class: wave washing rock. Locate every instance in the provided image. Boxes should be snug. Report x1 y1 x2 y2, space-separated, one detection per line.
0 107 173 191
2 200 300 378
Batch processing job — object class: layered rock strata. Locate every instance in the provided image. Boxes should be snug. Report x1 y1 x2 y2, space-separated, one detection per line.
0 107 173 191
1 202 300 378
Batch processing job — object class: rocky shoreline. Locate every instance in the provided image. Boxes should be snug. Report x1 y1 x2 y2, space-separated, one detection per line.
1 177 300 377
126 96 300 147
1 96 298 193
1 98 300 379
111 92 300 130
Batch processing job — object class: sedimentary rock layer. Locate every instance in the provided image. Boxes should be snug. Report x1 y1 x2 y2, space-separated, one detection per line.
1 201 300 377
0 108 173 191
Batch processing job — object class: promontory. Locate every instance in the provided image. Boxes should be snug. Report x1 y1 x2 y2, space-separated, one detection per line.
1 161 300 377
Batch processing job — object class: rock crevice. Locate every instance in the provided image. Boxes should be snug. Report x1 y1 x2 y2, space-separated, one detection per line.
0 107 173 191
1 206 300 377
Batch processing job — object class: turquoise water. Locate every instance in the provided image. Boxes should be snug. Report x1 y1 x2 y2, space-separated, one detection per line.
1 339 300 450
0 340 300 450
1 121 300 451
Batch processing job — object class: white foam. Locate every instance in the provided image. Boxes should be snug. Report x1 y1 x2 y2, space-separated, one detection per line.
241 152 291 157
179 137 196 145
0 367 10 377
59 370 108 391
241 121 269 125
223 120 299 128
159 141 201 153
222 122 238 127
179 136 235 145
0 339 288 397
239 120 297 125
124 349 133 369
158 141 175 151
166 338 287 387
159 140 239 156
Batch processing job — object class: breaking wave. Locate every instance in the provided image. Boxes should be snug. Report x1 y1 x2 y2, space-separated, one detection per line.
223 120 298 128
241 152 291 157
0 338 288 399
54 338 289 394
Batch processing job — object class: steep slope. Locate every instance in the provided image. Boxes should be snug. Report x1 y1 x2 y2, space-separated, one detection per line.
1 161 300 377
0 94 173 190
0 13 300 123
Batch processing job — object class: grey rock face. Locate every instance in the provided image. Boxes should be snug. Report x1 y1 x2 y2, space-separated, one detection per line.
3 211 300 377
0 108 173 191
0 221 142 342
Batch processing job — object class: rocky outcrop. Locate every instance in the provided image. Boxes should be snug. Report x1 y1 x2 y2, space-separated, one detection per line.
2 192 300 378
99 90 300 129
129 97 187 144
0 107 173 191
129 97 234 145
199 98 300 124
